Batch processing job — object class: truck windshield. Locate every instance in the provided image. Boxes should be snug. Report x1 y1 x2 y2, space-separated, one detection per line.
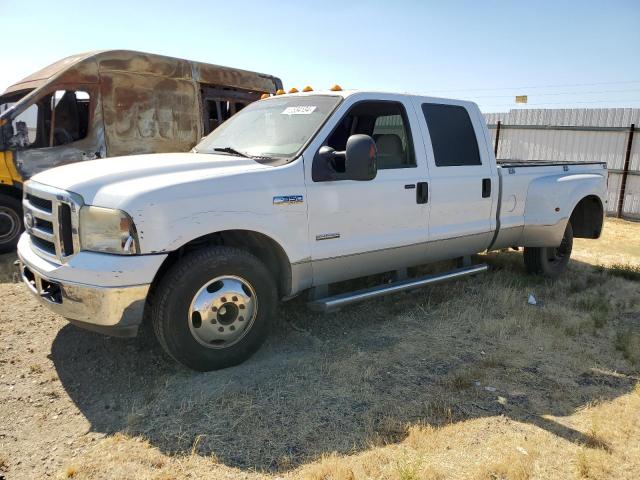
195 95 342 162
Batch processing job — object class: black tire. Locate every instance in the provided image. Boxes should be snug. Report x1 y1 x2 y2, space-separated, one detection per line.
0 193 23 253
523 222 573 277
151 246 277 371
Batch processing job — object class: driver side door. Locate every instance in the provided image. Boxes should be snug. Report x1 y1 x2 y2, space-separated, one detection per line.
304 94 430 286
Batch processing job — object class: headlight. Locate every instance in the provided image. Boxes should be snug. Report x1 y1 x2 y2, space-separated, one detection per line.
79 206 139 254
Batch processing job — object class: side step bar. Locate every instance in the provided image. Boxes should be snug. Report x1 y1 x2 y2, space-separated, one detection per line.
308 264 488 313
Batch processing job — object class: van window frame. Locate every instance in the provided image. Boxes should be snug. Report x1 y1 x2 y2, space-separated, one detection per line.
200 86 262 135
4 83 96 151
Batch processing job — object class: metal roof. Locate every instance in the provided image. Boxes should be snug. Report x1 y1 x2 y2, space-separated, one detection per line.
485 108 640 127
3 50 282 95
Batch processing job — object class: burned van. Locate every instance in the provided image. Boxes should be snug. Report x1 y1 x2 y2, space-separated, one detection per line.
0 50 282 251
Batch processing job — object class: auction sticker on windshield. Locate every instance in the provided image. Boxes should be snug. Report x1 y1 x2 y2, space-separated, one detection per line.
281 106 317 115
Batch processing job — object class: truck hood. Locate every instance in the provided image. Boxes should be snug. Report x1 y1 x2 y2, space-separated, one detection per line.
31 152 270 207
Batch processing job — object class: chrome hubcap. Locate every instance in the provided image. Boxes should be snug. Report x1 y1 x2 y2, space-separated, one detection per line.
188 275 257 349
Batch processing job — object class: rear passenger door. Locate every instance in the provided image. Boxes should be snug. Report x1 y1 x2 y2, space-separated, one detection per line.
414 101 496 253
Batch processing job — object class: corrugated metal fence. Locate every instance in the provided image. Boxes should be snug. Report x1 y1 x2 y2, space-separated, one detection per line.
484 108 640 220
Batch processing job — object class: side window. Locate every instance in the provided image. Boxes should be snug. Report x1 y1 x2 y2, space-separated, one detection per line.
203 99 246 134
8 90 91 150
315 101 415 181
421 103 481 167
51 90 91 146
200 86 262 135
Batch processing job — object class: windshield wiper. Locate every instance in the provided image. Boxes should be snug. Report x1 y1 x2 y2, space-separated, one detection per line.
212 147 251 158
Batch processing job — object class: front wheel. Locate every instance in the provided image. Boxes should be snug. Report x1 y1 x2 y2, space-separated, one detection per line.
0 194 23 253
523 222 573 277
151 246 277 371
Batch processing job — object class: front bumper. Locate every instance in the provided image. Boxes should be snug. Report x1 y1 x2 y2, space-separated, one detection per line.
17 234 166 337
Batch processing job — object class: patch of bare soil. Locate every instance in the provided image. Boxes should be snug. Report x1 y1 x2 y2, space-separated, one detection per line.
0 220 639 480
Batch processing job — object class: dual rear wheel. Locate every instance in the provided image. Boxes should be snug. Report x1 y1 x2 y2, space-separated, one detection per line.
523 222 573 277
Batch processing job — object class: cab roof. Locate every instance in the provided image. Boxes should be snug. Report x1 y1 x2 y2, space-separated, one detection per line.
266 89 477 107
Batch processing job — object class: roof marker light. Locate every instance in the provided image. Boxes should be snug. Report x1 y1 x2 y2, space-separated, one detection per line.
330 84 343 91
260 93 270 99
276 89 285 95
302 86 313 92
288 87 299 94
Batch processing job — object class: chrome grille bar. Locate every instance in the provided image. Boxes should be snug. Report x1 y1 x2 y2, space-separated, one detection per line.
23 181 83 264
30 226 55 242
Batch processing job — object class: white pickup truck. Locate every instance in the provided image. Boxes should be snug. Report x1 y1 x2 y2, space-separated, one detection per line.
17 89 607 371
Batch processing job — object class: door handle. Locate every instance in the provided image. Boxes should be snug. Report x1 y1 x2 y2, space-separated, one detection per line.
417 182 428 204
482 178 491 198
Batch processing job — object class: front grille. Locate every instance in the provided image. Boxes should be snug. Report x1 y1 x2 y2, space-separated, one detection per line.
31 235 56 254
26 194 52 213
34 217 54 234
58 204 74 256
23 182 82 263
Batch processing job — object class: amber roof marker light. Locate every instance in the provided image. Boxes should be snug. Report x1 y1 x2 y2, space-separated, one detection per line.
330 84 343 91
302 86 313 92
288 87 299 94
260 93 270 99
275 89 285 95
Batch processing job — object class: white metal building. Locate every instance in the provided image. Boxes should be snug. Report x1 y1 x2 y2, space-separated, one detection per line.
484 108 640 219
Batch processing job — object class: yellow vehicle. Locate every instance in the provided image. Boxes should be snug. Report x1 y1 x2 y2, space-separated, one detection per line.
0 50 282 251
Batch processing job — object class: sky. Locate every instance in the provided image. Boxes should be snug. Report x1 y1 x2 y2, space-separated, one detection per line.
1 0 639 112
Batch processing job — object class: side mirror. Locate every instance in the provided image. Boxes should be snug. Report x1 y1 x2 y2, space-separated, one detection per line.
345 134 377 181
315 134 377 181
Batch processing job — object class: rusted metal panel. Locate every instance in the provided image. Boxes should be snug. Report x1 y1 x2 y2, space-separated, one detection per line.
4 52 100 94
100 71 200 157
98 51 193 80
3 50 281 97
192 61 282 92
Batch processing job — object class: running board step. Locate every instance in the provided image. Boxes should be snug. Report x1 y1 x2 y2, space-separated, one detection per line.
308 264 488 313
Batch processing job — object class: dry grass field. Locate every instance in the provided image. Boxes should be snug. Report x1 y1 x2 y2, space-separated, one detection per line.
0 218 639 480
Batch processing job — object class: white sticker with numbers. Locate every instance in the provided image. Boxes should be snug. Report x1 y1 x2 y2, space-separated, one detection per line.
281 106 317 115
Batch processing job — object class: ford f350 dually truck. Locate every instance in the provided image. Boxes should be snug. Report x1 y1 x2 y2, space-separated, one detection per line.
17 89 607 371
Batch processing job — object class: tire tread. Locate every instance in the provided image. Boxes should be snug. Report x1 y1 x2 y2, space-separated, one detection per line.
150 246 275 370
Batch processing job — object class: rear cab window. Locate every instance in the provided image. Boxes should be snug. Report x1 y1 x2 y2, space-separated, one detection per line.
421 103 481 167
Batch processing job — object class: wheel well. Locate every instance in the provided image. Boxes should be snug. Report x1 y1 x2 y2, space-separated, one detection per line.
0 184 23 201
150 230 292 299
570 195 603 239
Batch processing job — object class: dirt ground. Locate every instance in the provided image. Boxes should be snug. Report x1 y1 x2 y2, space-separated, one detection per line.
0 219 639 480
